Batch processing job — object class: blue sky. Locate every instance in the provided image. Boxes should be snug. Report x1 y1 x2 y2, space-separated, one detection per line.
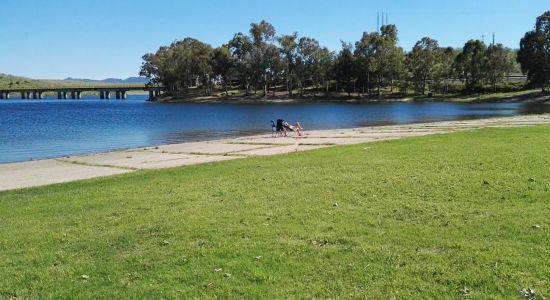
0 0 546 79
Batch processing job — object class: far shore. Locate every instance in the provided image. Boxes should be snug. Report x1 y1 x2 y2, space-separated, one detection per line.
156 89 550 104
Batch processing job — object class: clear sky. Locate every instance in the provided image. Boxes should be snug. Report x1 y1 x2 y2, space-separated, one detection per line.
0 0 547 80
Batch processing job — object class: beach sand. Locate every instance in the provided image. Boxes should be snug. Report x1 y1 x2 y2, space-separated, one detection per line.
2 114 550 191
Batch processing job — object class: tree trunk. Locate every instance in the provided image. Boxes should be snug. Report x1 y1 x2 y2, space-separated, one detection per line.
286 76 291 97
264 71 267 97
288 77 293 97
367 72 370 94
422 75 426 95
377 75 381 97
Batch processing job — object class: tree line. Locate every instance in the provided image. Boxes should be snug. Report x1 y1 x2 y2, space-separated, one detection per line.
140 11 550 98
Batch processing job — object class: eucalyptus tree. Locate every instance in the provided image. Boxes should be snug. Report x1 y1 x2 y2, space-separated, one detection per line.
455 39 487 92
313 47 334 95
228 32 254 95
210 46 235 96
148 46 179 92
385 46 405 93
365 32 385 95
334 42 355 96
139 53 160 87
406 37 440 94
517 11 550 91
249 20 277 96
171 38 213 95
140 39 213 93
356 25 404 96
142 18 541 98
296 37 321 96
264 43 284 96
432 47 456 94
380 25 405 93
354 32 376 95
485 44 515 92
278 33 298 96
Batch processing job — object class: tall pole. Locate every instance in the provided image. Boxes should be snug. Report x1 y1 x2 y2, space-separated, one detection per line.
492 33 495 45
386 12 389 25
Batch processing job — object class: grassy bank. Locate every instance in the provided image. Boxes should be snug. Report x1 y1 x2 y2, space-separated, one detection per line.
1 126 549 298
0 74 95 90
0 74 144 90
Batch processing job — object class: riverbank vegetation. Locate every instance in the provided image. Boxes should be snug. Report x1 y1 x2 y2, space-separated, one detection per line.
1 125 548 298
140 12 550 101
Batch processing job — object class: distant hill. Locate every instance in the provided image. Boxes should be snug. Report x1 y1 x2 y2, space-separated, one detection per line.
64 77 148 84
0 73 148 89
0 74 62 89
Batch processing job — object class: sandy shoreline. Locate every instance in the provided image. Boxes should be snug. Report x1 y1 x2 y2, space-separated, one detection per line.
156 90 550 104
2 114 550 192
158 96 414 104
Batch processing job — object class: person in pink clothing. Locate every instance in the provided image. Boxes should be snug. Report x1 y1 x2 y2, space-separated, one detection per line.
282 121 304 136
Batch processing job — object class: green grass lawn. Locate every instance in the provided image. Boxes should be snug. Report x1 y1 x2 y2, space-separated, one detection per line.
1 126 549 299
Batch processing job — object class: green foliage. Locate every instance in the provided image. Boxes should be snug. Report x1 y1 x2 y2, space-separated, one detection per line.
354 26 405 96
406 37 440 94
486 44 516 91
431 47 457 94
1 126 549 298
312 47 335 94
455 39 488 92
295 37 321 96
228 32 254 95
140 16 550 98
139 38 213 95
517 11 550 91
139 53 160 87
247 20 280 96
404 40 457 95
453 41 516 93
334 42 355 96
210 46 234 96
278 33 298 96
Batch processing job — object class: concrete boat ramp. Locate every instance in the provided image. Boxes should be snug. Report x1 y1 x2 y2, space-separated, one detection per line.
2 114 550 191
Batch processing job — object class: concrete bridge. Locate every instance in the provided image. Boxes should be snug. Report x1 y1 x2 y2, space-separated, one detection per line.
0 85 164 101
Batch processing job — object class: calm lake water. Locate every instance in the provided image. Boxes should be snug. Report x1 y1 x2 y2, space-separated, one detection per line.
1 94 549 163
